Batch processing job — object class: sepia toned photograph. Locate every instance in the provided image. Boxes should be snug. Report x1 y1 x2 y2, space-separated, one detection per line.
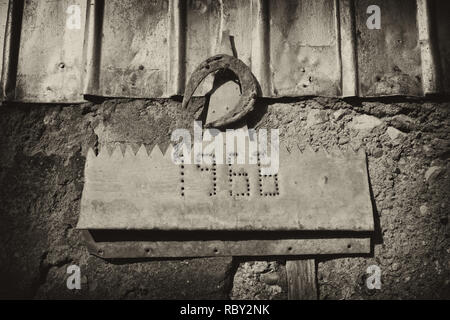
0 0 448 307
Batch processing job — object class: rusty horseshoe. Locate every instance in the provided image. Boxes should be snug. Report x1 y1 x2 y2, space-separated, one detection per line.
182 54 259 128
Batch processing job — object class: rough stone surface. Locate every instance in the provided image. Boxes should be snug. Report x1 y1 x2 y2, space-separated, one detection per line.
0 99 234 299
306 109 329 127
386 126 405 143
231 261 286 300
1 96 449 299
232 97 449 300
349 114 383 131
425 166 444 183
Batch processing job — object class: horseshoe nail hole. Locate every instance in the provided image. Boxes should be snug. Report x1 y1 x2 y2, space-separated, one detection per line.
213 248 218 253
145 248 151 253
347 244 352 249
287 247 292 252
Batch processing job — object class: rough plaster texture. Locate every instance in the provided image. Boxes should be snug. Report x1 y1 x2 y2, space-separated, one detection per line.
0 96 448 299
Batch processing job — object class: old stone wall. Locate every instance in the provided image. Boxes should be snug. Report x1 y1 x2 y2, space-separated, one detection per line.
0 97 448 299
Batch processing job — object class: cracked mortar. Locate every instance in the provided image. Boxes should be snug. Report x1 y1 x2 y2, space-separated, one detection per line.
0 96 449 299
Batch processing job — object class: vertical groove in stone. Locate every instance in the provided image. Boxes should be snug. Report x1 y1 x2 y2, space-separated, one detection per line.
251 0 270 96
168 0 186 96
83 0 104 95
1 0 24 101
416 0 441 95
338 0 358 97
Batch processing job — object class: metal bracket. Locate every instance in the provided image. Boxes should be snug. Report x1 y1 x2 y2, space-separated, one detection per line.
82 230 371 259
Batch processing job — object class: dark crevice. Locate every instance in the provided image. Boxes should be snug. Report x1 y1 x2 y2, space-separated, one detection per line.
30 251 73 299
89 230 374 243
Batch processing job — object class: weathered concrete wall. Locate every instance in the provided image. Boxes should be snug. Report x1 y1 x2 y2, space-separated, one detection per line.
234 97 450 299
0 97 448 299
